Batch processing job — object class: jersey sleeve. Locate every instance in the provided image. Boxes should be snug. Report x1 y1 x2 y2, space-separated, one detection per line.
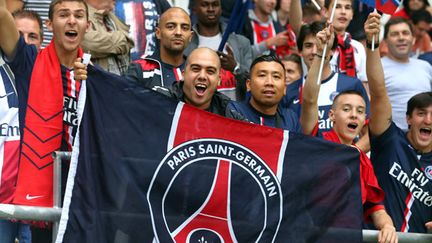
3 36 37 98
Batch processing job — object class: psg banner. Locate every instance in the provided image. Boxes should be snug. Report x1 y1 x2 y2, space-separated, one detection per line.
56 66 362 242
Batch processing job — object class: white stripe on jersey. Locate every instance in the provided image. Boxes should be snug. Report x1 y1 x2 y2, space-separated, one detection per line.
403 194 415 232
70 70 76 96
143 69 161 78
174 67 183 81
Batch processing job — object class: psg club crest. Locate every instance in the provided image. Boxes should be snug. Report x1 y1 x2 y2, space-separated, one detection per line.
424 166 432 180
147 139 283 242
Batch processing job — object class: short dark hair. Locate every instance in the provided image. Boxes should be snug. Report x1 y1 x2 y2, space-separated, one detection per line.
48 0 88 21
332 90 365 109
282 53 303 74
297 21 338 51
12 9 43 40
403 0 429 16
406 92 432 116
384 17 413 39
250 54 286 75
411 9 432 25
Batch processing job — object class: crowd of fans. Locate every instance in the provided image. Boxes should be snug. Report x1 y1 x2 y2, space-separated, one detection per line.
0 0 431 242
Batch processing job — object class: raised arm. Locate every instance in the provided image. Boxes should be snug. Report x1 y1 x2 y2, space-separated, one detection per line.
301 24 334 135
364 12 392 136
288 0 302 36
0 0 20 59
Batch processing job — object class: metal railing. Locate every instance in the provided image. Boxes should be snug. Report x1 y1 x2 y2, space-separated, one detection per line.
52 151 70 242
1 152 432 242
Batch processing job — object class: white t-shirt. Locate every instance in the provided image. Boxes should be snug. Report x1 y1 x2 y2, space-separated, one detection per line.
382 56 432 130
198 33 223 52
330 37 367 82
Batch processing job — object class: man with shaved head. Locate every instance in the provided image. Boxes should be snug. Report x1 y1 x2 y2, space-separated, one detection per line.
142 47 244 118
75 47 244 118
126 7 193 88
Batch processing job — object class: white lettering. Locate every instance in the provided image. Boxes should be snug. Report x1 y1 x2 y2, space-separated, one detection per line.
389 162 401 178
389 162 432 207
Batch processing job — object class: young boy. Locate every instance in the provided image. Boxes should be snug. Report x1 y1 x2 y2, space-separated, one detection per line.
300 18 397 243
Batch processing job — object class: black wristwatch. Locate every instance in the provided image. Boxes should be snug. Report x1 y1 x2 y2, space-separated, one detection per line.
366 40 379 50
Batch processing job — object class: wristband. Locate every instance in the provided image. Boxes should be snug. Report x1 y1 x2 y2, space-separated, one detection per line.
366 40 379 49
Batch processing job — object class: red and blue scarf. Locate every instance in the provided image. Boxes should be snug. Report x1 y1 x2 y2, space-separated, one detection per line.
14 40 83 207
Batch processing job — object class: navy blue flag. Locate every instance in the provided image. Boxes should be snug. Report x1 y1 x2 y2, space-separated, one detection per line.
56 66 363 242
218 0 251 52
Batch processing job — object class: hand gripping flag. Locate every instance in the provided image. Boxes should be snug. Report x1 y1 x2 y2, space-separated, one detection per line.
361 0 401 14
56 66 363 242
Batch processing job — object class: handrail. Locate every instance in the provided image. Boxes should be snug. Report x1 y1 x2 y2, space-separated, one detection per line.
1 204 431 242
52 151 71 242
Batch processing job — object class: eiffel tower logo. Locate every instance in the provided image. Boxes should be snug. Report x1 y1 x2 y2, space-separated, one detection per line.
173 160 236 242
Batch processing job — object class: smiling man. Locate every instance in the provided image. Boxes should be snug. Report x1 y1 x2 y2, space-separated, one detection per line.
366 12 432 234
381 17 432 130
126 7 193 88
131 47 244 119
227 54 301 131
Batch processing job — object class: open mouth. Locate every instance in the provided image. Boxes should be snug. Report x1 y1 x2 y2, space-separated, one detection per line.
263 90 275 96
195 83 207 96
65 30 78 38
347 123 358 130
420 127 432 136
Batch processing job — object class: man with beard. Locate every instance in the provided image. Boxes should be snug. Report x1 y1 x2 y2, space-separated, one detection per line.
126 7 193 87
